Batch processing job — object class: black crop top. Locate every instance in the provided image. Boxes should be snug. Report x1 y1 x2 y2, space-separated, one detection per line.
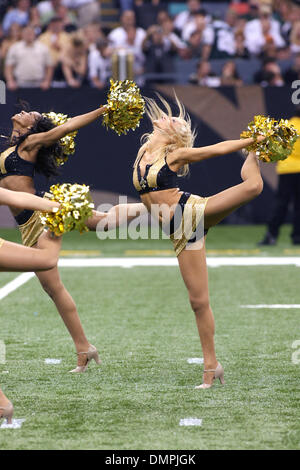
0 145 35 179
133 153 179 195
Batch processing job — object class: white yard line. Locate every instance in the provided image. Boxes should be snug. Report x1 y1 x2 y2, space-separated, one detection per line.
57 257 300 268
241 304 300 309
1 257 300 301
0 272 35 301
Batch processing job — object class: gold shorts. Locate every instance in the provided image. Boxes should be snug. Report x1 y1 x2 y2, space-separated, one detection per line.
168 193 209 257
18 210 45 247
17 192 51 247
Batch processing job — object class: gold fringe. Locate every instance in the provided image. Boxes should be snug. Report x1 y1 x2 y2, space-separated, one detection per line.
170 194 209 257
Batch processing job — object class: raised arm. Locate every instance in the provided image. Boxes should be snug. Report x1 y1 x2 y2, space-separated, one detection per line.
169 136 264 166
23 106 108 151
0 188 59 212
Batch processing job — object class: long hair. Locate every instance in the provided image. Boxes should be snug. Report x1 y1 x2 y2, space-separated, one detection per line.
135 93 196 176
9 114 63 178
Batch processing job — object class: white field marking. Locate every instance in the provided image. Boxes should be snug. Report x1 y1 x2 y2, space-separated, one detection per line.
179 418 202 426
44 358 61 364
187 358 204 364
0 272 35 300
241 304 300 309
0 419 25 429
1 257 299 301
57 257 300 268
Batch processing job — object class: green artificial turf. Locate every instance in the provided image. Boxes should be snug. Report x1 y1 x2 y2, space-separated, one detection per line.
0 224 299 257
0 225 299 449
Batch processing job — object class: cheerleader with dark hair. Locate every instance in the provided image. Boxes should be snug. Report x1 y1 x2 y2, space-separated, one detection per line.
0 107 145 372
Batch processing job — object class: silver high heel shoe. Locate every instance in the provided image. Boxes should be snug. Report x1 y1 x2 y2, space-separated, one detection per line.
69 345 102 373
0 401 14 424
195 363 225 389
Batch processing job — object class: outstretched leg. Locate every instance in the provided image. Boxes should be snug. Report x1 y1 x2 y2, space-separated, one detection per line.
204 152 263 228
0 231 61 272
86 203 147 231
33 233 91 361
34 264 90 355
177 242 218 386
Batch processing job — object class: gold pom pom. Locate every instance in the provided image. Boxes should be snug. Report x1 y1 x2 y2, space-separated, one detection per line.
42 112 78 166
102 79 145 135
40 183 94 235
240 115 299 163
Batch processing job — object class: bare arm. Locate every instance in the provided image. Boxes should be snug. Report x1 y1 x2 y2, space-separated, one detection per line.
170 137 262 166
0 188 59 212
23 106 108 151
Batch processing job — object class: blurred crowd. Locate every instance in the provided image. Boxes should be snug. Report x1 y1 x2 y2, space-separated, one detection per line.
1 0 300 89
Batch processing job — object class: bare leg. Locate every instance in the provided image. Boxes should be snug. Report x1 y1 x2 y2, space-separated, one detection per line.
0 231 61 272
177 241 218 385
86 203 146 231
204 152 263 228
0 388 10 410
34 264 90 354
0 387 13 423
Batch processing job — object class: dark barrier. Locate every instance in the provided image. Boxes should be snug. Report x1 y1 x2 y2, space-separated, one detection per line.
0 85 297 224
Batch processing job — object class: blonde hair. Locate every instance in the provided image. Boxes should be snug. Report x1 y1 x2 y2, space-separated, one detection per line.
135 93 196 176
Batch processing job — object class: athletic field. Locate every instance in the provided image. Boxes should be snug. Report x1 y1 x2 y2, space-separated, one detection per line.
0 225 299 450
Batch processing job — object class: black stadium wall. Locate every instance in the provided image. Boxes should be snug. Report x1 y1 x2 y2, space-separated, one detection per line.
0 85 297 225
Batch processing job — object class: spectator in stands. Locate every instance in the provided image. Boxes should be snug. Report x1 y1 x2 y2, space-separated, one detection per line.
284 52 300 84
189 60 221 87
174 0 209 40
2 0 30 34
254 58 285 86
5 25 53 89
108 10 146 50
29 6 42 36
157 10 171 28
134 0 167 30
39 17 70 83
276 0 300 46
210 9 239 59
259 106 300 246
234 29 250 59
290 20 300 54
88 37 111 89
160 15 187 57
220 60 243 86
183 11 214 60
61 33 88 87
56 4 77 32
244 3 285 56
62 0 101 28
82 22 104 53
0 23 22 62
142 24 177 83
122 24 145 83
37 0 77 29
